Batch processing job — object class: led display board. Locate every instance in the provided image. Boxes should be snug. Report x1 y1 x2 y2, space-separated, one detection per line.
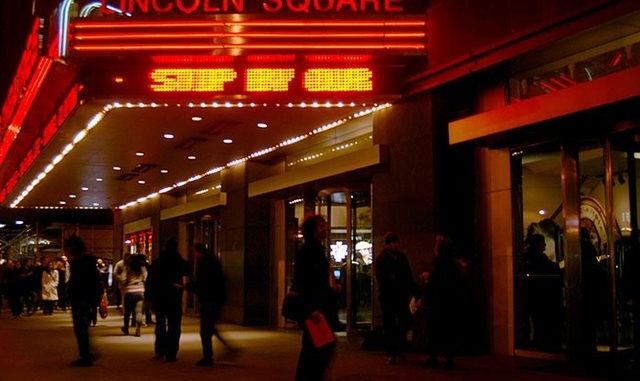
82 55 406 100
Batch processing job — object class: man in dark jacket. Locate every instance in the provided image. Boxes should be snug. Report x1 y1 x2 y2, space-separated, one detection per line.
189 243 234 366
374 232 421 365
65 235 103 367
145 238 190 362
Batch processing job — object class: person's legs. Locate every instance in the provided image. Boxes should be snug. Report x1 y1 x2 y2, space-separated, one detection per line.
122 293 132 334
154 309 168 358
380 303 398 360
71 302 93 365
295 329 335 381
132 293 144 336
165 305 183 361
197 305 214 366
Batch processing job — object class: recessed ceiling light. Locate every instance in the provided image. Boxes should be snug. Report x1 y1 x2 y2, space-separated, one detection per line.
59 200 67 205
257 122 268 129
0 224 6 228
135 152 144 157
188 155 196 160
113 166 122 171
81 187 89 191
223 138 233 144
163 133 175 139
191 116 203 122
96 178 103 182
138 180 146 184
15 220 24 225
160 169 169 174
69 194 77 198
93 202 100 207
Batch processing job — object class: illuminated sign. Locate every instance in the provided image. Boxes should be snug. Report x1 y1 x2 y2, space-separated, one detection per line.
96 0 424 15
149 67 373 93
1 20 40 144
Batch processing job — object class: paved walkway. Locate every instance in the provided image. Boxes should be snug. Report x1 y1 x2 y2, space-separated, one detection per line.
0 306 605 381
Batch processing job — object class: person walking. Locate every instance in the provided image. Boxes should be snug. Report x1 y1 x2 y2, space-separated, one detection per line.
40 260 59 315
145 238 190 362
64 235 103 367
292 214 340 381
523 233 564 352
374 232 421 365
422 234 468 370
189 243 235 366
121 254 147 337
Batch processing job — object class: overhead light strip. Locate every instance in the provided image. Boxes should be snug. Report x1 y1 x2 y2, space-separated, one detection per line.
72 43 425 52
74 31 425 40
72 20 426 29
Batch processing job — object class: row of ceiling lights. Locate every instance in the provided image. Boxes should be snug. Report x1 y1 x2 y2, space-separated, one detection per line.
54 113 270 206
11 101 389 209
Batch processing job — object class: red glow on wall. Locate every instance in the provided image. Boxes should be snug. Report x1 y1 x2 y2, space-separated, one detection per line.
148 67 374 93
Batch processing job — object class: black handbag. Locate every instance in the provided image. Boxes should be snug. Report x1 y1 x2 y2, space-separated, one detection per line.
281 291 304 321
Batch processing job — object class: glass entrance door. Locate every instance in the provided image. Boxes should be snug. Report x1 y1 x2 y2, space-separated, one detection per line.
607 133 639 369
317 189 372 330
514 135 639 374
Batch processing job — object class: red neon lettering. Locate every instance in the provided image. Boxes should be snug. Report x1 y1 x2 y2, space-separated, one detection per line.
262 0 282 12
313 0 334 12
335 0 357 12
129 0 150 13
176 0 200 13
150 68 237 91
245 68 295 92
385 0 403 12
359 0 379 11
287 0 311 13
203 0 244 12
152 0 173 12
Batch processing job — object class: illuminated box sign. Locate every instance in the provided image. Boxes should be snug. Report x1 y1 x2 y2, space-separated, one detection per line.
94 0 427 15
149 67 373 93
82 59 404 99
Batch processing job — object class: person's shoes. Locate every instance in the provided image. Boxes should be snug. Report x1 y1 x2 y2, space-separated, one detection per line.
134 324 141 337
69 358 93 367
386 356 398 365
422 357 439 368
195 358 214 367
121 327 129 335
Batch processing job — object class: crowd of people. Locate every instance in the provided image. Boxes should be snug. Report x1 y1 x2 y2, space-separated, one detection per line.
1 221 471 379
0 255 73 319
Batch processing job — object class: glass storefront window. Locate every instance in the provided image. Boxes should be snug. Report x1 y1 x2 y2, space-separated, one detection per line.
514 146 567 353
510 39 640 102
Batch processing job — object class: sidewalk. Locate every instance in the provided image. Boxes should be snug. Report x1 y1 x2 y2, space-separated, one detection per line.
0 306 603 381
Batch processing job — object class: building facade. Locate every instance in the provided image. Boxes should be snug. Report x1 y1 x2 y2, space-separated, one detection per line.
1 0 639 378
